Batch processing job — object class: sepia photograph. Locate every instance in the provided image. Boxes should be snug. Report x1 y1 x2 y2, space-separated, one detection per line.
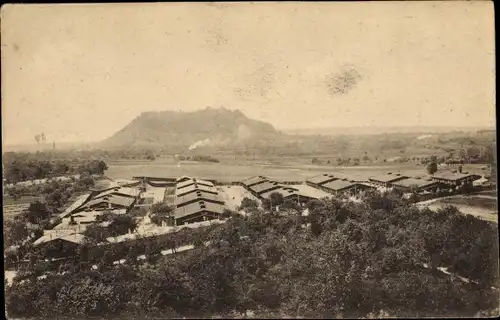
2 1 498 319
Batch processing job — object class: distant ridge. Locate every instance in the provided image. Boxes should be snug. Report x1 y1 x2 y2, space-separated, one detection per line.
283 126 496 136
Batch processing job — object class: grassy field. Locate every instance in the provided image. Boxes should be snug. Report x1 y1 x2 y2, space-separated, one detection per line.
3 195 41 206
105 159 488 183
436 196 497 211
420 194 498 223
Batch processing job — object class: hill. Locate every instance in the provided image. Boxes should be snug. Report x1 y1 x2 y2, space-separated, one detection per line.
100 108 284 151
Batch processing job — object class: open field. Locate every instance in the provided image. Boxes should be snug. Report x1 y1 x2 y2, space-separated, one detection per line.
105 160 488 183
473 190 498 197
418 194 498 223
3 195 41 206
3 203 31 220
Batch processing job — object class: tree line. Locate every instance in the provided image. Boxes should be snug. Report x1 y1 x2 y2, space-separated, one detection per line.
3 156 108 184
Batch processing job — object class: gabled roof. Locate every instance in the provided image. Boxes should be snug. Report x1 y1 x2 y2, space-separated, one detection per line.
174 201 225 220
33 233 86 246
291 184 332 199
176 178 214 189
59 194 92 218
392 178 439 189
260 187 297 200
175 191 224 207
241 176 269 187
369 173 408 183
176 176 193 182
432 172 481 181
306 173 338 185
113 187 141 197
82 195 135 209
106 196 136 207
249 181 282 194
321 179 362 192
175 184 218 196
94 187 140 199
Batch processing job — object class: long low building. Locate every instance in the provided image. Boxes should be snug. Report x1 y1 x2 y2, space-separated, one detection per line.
133 176 177 187
320 179 374 196
249 181 282 196
174 200 225 225
431 172 481 188
306 173 375 197
391 177 439 193
369 173 408 187
67 186 141 215
175 183 219 197
176 177 215 189
241 176 320 205
75 194 137 213
259 186 318 204
241 176 270 188
93 186 140 200
306 173 339 187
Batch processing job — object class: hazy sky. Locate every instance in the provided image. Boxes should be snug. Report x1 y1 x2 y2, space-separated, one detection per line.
1 2 495 145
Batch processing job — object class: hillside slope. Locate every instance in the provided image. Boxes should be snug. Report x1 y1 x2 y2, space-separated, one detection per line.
101 108 282 150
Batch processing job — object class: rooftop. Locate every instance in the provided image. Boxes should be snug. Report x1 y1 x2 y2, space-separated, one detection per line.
249 181 282 194
59 193 92 218
174 201 225 220
392 178 439 188
33 233 86 246
94 186 140 199
241 176 269 187
176 177 214 189
306 173 338 185
432 172 481 181
106 196 136 207
321 179 362 191
369 173 409 183
259 187 297 200
175 191 223 207
175 184 218 196
82 195 136 209
114 187 141 197
291 184 332 199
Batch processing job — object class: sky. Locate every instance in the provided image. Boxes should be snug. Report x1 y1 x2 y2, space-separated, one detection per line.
1 2 495 145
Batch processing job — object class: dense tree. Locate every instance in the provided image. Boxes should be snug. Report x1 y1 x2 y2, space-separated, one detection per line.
151 202 173 215
83 224 111 245
5 194 499 319
108 215 138 237
426 162 438 175
239 197 259 210
3 155 109 184
4 219 29 248
22 201 51 224
269 192 284 210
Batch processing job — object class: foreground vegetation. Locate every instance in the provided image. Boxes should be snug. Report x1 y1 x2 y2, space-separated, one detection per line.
5 192 499 319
